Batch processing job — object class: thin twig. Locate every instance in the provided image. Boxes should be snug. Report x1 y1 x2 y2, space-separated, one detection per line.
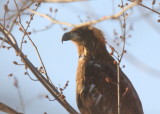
20 3 40 51
0 2 34 21
0 37 10 45
139 3 160 15
3 0 10 27
25 69 38 81
13 77 25 113
32 23 55 33
27 2 139 28
8 2 34 32
19 21 52 81
0 23 78 114
27 8 73 27
0 0 9 49
0 1 33 52
32 0 88 3
13 0 51 82
117 0 128 113
119 3 127 62
117 63 120 114
128 0 160 15
0 14 19 49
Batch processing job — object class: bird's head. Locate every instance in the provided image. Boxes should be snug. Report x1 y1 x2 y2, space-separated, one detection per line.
62 26 106 46
62 26 107 58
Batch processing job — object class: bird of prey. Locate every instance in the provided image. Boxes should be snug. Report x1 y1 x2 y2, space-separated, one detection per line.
62 26 143 114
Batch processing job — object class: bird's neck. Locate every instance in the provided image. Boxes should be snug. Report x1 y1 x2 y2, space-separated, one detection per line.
77 43 109 61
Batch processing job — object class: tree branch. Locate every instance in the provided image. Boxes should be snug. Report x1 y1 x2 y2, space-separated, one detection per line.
139 3 160 15
27 2 139 28
32 0 88 3
0 102 22 114
0 23 78 114
27 8 73 27
0 2 34 21
128 0 160 15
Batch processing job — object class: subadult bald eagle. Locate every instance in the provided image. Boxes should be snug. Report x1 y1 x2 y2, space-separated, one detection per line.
62 26 143 114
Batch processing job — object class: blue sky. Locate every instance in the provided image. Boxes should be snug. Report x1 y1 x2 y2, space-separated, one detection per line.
0 0 160 114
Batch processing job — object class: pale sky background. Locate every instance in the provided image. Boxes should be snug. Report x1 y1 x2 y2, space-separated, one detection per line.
0 0 160 114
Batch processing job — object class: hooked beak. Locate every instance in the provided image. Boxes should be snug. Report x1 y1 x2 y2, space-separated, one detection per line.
62 32 80 43
62 32 72 44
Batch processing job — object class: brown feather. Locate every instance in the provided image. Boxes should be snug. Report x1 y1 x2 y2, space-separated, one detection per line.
62 26 143 114
92 27 106 45
71 26 106 45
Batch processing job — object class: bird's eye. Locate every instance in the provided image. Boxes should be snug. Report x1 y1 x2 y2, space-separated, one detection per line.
76 30 82 35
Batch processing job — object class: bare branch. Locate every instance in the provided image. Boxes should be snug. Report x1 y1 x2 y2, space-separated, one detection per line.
128 0 160 15
13 0 51 82
0 23 78 114
3 0 9 27
32 0 88 3
139 3 160 15
25 69 39 81
75 2 139 27
0 37 10 44
0 2 34 21
13 77 25 113
0 1 34 49
27 2 139 28
27 8 74 27
117 64 120 114
0 102 22 114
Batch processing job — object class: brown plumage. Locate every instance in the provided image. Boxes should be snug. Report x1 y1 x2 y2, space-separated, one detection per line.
62 26 143 114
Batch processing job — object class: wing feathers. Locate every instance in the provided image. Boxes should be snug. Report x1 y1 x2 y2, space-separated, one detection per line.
76 60 143 114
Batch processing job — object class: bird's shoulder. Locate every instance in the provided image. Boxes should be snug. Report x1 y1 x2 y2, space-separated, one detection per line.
76 60 118 111
84 60 117 82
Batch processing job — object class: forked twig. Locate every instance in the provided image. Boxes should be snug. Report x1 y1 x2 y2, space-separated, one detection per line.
13 0 51 81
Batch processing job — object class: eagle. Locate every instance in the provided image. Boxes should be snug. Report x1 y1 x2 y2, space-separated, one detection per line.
62 26 143 114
